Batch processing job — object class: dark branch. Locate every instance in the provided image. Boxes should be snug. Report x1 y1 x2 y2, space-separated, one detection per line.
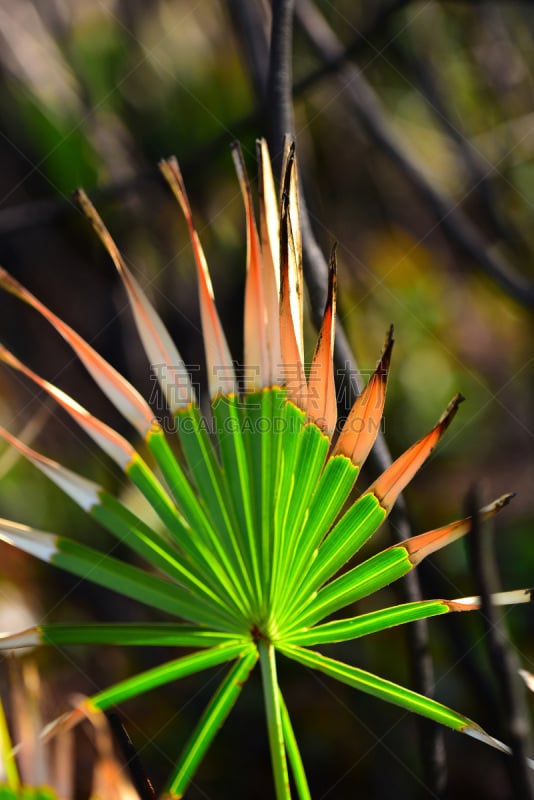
227 0 271 105
466 487 534 799
107 710 156 800
266 0 297 173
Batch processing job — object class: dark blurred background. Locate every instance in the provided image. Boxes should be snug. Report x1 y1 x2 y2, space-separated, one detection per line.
0 1 532 798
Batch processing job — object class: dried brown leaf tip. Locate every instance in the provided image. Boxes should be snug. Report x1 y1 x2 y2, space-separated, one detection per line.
366 392 464 513
404 492 516 565
308 246 337 436
333 324 394 466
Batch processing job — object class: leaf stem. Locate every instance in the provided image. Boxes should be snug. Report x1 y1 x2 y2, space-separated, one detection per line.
279 691 311 800
259 640 291 800
166 647 258 797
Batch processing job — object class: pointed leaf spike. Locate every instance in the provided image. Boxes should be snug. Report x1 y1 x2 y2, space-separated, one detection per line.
283 142 304 357
280 138 304 361
0 519 57 563
0 424 100 511
280 643 534 770
0 628 43 650
279 159 307 411
0 268 154 437
0 345 134 469
405 492 515 565
447 588 532 611
334 325 393 465
518 669 534 694
158 157 235 398
462 726 534 769
231 143 269 391
257 139 281 381
308 246 337 437
75 189 194 412
367 393 464 513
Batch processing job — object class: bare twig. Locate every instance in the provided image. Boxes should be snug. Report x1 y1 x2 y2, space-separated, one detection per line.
227 0 271 105
466 486 534 799
106 711 156 800
295 0 534 310
266 0 297 170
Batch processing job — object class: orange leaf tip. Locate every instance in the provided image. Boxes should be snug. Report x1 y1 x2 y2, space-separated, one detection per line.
75 188 195 412
280 143 304 354
281 138 303 310
333 325 394 464
307 246 337 436
159 158 235 398
366 393 464 513
0 268 154 438
231 142 269 391
256 138 281 379
278 154 306 410
0 344 135 469
404 492 514 565
41 705 91 742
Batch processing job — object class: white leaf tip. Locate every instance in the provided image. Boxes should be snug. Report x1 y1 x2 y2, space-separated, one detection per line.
0 629 41 650
0 520 57 562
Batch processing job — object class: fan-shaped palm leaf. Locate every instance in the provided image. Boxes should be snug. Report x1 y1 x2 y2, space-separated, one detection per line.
0 141 530 798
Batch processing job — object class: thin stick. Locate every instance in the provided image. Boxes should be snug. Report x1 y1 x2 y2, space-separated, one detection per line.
267 0 297 172
466 486 534 799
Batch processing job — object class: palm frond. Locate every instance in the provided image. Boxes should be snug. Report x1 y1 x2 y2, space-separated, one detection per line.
0 140 529 798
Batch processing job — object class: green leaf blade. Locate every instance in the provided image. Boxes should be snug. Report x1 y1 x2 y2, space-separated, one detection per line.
126 454 192 543
277 454 358 613
175 404 254 601
272 422 329 615
0 699 19 791
129 446 248 617
241 390 286 610
279 692 311 800
285 546 411 630
38 623 242 648
213 394 263 611
285 600 451 645
166 646 258 797
309 493 386 588
270 399 306 610
53 537 241 632
90 640 250 711
278 644 477 734
92 492 222 605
